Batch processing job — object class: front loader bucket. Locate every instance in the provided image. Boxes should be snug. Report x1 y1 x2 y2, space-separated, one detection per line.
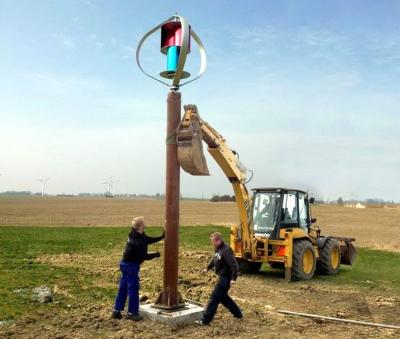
176 105 210 176
332 237 358 265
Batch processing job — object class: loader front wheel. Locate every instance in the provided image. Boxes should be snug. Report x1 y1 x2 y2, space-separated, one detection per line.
317 238 341 275
292 240 316 281
237 259 262 274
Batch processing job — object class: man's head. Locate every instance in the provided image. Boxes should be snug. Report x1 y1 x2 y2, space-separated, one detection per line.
210 232 223 249
132 216 145 233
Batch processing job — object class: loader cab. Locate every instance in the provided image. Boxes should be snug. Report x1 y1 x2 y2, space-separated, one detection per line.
252 188 313 239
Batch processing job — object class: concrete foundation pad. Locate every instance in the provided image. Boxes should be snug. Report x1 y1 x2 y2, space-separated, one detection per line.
140 302 204 327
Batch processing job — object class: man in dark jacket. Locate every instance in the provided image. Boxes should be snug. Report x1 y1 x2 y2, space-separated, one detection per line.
112 216 164 321
196 232 243 325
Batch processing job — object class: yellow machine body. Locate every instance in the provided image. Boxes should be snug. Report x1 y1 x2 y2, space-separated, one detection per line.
176 105 357 281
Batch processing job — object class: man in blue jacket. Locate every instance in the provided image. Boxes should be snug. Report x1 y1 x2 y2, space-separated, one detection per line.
112 216 165 321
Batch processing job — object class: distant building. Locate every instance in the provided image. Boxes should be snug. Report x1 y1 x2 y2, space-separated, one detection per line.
344 202 366 209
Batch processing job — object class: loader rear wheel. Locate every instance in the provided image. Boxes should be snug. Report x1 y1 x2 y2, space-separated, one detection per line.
292 240 316 281
237 259 262 274
317 238 341 275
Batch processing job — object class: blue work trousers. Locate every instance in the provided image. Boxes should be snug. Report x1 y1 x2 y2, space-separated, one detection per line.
114 261 140 314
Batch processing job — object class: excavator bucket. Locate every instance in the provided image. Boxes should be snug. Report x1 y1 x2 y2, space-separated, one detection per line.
176 105 210 176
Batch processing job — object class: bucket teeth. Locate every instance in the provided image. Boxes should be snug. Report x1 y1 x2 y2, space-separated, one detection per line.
177 105 210 176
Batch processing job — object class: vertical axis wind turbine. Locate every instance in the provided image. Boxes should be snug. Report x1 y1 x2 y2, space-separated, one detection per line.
38 177 50 196
136 14 206 309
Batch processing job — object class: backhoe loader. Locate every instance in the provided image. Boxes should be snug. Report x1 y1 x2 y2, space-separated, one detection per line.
176 105 357 281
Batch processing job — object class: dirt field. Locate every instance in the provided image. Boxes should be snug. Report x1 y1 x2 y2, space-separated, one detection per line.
0 196 235 227
1 195 400 338
0 196 399 251
1 244 399 339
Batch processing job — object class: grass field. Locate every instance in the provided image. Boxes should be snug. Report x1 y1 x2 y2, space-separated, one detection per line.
1 197 399 338
1 196 399 251
1 226 399 338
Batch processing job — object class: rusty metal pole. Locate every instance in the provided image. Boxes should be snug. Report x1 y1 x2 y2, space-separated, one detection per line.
136 15 206 311
155 90 184 309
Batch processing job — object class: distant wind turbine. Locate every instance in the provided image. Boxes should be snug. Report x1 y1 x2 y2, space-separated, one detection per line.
110 178 118 196
38 177 50 196
102 176 116 197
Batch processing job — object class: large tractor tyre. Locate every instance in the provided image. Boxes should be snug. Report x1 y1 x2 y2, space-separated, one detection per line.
317 238 341 275
237 259 262 274
292 240 316 281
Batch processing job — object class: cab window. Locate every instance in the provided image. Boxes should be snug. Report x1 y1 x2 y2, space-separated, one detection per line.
298 192 308 230
281 192 298 225
253 192 280 235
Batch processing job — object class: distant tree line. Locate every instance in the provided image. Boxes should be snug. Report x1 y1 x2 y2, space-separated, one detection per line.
0 191 32 196
336 197 397 206
0 191 398 205
210 195 236 202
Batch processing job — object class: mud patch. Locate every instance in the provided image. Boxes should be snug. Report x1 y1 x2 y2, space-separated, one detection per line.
3 249 400 338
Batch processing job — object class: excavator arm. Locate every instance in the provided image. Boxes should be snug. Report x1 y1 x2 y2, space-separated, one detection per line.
177 105 253 256
176 105 357 281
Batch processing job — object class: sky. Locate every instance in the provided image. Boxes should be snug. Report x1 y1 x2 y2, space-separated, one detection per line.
0 0 399 201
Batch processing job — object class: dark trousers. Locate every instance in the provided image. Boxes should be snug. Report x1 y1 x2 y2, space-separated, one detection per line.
202 276 242 324
114 261 140 314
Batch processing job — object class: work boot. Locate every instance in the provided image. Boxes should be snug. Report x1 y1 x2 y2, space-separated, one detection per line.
126 313 143 321
195 319 209 326
111 310 122 319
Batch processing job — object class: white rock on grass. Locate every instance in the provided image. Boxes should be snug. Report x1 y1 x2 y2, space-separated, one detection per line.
32 286 53 303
